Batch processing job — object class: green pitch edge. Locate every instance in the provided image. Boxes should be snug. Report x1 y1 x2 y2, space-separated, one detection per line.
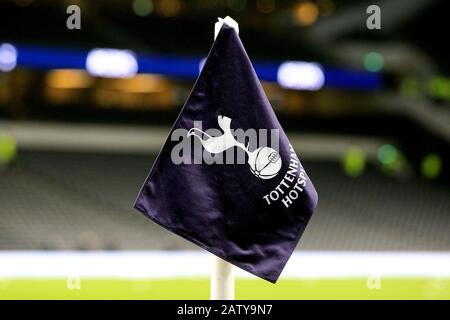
0 278 449 300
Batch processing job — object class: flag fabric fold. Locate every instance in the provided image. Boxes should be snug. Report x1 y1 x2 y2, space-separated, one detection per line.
134 23 318 283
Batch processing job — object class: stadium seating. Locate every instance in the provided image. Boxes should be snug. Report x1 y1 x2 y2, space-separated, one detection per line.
1 150 449 251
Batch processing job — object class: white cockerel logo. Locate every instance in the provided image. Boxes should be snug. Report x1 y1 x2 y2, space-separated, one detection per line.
187 115 282 179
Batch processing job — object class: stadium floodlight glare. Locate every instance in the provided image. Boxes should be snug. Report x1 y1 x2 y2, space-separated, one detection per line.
277 61 325 90
0 43 18 72
86 48 138 78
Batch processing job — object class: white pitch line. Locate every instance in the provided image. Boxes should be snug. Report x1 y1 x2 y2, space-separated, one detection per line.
0 251 449 279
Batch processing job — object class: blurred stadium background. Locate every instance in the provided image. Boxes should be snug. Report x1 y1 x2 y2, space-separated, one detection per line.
0 0 449 299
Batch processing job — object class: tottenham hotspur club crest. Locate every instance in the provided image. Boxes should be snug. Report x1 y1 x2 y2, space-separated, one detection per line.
187 115 282 179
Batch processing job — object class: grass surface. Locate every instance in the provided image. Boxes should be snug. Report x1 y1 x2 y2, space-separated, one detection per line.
1 277 449 299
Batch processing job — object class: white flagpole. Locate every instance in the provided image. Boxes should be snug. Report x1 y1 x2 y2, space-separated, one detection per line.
211 256 235 300
210 16 238 301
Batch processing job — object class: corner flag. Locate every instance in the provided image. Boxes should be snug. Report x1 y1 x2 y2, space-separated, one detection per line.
134 21 318 283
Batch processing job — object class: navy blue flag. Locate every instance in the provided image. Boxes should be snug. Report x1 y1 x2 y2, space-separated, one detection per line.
134 22 318 283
